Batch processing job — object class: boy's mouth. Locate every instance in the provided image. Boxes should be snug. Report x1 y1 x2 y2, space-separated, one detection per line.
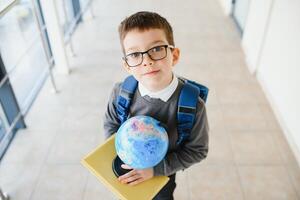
143 70 160 76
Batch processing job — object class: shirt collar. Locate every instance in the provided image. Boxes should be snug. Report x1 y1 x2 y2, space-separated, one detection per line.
139 74 178 102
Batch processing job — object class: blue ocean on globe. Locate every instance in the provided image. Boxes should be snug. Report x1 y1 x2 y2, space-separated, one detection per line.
115 116 169 169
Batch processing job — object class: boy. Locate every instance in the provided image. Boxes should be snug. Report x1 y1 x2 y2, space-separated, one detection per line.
104 11 209 200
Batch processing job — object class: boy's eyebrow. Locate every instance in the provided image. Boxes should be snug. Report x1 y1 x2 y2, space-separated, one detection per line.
148 40 167 46
126 40 167 52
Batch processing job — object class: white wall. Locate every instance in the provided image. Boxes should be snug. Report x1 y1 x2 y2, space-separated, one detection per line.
255 0 300 164
242 0 273 74
243 0 300 165
232 0 251 31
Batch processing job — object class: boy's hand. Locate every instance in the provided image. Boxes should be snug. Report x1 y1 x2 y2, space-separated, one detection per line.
118 164 154 186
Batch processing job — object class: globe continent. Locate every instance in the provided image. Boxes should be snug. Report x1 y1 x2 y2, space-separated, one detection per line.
115 116 169 169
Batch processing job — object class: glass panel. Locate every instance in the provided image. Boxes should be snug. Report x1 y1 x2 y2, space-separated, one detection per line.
9 40 48 111
0 0 39 72
0 0 49 113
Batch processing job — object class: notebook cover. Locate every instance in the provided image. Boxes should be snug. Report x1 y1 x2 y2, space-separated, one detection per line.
81 135 169 200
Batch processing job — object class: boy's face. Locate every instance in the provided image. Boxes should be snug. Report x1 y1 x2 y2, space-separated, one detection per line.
122 28 180 92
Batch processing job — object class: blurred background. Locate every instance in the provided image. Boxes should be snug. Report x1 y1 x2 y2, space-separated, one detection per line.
0 0 299 199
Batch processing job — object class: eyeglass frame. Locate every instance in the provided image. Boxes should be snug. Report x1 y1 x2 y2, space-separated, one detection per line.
123 44 175 67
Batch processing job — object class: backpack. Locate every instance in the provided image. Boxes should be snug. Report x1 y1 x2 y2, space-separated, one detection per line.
116 75 208 145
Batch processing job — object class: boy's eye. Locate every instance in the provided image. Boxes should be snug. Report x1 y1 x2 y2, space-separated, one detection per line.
151 46 164 52
128 52 141 59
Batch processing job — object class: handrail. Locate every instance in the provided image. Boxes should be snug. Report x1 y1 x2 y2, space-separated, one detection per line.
0 0 18 18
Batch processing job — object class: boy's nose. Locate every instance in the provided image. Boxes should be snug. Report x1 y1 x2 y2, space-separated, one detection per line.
142 53 153 67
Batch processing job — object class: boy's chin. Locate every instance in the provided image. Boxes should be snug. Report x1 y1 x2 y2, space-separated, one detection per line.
141 80 166 91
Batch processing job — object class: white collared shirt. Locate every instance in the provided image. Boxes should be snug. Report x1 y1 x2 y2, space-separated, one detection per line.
139 74 178 102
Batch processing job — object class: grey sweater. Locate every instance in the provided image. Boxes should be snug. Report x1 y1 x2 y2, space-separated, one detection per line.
104 78 209 176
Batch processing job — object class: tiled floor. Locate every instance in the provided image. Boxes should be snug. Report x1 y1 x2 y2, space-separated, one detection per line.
1 0 300 199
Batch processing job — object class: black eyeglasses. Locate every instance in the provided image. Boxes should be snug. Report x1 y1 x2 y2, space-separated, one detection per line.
123 45 174 67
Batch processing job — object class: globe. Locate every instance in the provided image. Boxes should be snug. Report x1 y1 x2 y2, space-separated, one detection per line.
115 116 169 170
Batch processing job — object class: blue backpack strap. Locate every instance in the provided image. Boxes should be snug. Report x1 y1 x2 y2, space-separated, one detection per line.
177 81 200 145
116 76 138 124
186 80 209 103
177 79 209 145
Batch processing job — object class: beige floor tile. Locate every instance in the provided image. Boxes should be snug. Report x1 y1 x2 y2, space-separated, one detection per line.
174 65 216 87
46 131 98 164
176 51 215 67
206 86 220 106
216 82 268 105
0 164 41 200
1 129 56 165
252 86 269 105
238 166 298 200
187 165 244 200
272 130 299 166
258 103 283 131
179 36 241 54
206 104 225 131
221 104 268 131
25 104 67 131
202 128 235 165
213 70 256 85
31 164 88 200
230 131 282 165
62 110 103 133
174 171 190 200
208 51 246 69
286 164 300 198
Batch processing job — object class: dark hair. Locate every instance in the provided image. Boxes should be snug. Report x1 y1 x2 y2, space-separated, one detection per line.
118 11 174 52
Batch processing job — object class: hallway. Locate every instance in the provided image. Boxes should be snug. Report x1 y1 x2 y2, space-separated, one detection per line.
0 0 299 199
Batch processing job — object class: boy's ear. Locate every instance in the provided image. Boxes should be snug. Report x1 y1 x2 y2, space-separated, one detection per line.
172 48 180 66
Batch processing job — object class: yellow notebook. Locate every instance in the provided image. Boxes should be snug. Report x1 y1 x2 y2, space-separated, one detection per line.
81 135 169 200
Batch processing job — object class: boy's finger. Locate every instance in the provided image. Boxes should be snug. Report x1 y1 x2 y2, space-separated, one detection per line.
121 164 132 169
118 169 136 180
128 178 143 186
123 174 140 184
